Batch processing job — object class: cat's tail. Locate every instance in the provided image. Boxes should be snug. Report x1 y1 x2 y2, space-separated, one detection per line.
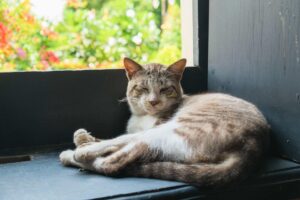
124 154 255 187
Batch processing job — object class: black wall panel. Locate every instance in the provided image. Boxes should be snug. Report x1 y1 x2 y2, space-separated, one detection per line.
0 67 204 152
208 0 300 161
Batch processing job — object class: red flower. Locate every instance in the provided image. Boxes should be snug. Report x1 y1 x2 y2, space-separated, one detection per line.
41 50 60 63
0 23 8 47
47 51 60 63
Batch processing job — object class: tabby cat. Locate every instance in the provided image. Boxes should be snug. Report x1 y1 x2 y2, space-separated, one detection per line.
59 58 270 186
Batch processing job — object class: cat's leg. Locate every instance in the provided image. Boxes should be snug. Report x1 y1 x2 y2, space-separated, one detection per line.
59 142 147 175
59 149 94 171
91 142 149 175
74 132 141 162
74 119 191 163
59 129 99 168
76 120 191 173
90 127 189 175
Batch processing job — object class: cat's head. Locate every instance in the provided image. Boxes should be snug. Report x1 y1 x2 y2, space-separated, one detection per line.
124 58 186 116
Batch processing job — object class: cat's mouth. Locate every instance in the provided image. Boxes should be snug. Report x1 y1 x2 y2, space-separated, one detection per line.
143 104 164 115
145 109 159 115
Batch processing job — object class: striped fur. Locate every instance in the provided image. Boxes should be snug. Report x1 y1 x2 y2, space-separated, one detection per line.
59 58 270 187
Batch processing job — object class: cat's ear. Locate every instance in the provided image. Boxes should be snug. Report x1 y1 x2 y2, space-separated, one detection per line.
167 58 187 80
123 57 143 79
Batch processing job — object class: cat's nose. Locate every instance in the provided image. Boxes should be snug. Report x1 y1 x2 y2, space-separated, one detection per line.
149 100 160 106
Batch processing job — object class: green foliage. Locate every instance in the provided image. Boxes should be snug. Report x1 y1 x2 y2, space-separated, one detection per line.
153 2 181 65
0 0 181 71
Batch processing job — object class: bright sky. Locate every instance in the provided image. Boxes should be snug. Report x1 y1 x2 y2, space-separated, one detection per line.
30 0 66 23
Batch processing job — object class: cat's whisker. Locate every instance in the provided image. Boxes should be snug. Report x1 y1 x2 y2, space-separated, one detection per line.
118 97 128 103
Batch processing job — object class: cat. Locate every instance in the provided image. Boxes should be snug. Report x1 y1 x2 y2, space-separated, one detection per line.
59 57 270 186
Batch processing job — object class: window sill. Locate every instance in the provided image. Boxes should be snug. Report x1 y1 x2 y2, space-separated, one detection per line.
1 150 300 200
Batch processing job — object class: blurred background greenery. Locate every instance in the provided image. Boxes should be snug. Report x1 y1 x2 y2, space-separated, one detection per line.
0 0 181 72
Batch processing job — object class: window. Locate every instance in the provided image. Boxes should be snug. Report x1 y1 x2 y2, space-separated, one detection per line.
0 0 184 72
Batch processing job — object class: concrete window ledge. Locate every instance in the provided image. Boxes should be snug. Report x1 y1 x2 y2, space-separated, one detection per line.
1 151 300 200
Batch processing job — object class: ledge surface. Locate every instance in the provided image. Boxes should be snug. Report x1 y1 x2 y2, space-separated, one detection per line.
1 151 300 200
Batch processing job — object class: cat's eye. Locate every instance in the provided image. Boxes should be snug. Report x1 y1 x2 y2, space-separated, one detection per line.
160 87 177 97
136 87 149 93
160 87 173 94
142 87 149 92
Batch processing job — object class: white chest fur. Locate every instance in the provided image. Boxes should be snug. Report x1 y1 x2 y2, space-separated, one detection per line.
126 115 158 133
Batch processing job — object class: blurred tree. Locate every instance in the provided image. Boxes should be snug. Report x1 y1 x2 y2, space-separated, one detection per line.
0 0 181 71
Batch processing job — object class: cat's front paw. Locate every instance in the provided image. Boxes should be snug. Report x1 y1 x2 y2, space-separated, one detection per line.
74 128 99 147
59 149 74 166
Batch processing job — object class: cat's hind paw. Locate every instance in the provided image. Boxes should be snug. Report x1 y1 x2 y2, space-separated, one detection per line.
59 149 74 166
74 128 99 147
74 147 98 163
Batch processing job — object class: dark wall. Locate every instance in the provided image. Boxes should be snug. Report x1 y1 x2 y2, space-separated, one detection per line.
208 0 300 161
0 67 204 152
